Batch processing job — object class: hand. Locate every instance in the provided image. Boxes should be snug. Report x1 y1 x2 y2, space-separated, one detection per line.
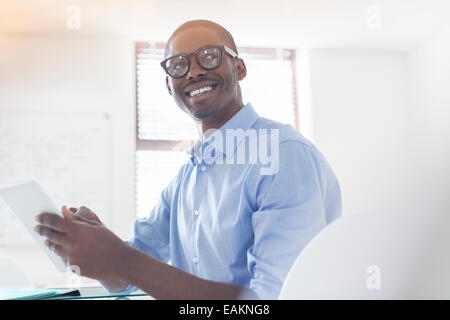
34 205 129 281
69 206 102 225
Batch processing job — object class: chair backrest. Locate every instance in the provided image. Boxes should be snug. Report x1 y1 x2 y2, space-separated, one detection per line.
279 209 450 299
0 255 33 288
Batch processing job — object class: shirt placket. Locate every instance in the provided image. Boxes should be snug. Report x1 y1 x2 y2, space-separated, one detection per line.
190 148 208 273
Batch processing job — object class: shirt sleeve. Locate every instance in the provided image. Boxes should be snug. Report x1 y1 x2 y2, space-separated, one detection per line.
102 170 182 296
246 140 342 299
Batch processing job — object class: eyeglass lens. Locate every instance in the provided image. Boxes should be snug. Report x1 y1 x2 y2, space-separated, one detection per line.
165 46 223 78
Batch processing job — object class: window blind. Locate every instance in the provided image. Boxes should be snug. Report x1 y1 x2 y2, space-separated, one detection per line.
135 42 298 218
136 150 187 218
137 45 197 141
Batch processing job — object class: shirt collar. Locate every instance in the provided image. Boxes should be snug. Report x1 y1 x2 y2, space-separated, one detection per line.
187 103 260 164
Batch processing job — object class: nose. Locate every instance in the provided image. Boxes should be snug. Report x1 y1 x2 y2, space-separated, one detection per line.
186 57 206 80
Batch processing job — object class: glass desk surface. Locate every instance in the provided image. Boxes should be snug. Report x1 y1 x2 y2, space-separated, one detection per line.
46 286 154 300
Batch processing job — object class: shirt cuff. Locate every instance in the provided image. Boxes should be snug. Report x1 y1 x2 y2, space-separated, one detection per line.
102 282 138 296
101 239 139 296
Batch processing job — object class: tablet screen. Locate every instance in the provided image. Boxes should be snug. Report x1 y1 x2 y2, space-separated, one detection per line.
0 180 67 272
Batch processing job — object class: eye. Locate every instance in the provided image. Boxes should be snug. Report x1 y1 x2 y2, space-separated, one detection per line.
168 56 188 74
200 48 220 67
203 51 215 60
173 61 186 70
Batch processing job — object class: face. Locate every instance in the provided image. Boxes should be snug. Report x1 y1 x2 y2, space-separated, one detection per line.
165 26 246 121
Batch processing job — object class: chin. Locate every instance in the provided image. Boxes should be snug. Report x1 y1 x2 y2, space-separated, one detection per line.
188 105 219 121
191 110 215 121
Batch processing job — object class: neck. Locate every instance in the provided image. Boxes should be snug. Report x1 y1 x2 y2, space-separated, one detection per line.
196 101 244 141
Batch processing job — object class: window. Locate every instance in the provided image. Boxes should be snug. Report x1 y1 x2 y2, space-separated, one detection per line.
135 42 299 218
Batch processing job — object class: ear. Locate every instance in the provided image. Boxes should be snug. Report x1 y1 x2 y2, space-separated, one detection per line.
165 76 172 96
235 58 247 81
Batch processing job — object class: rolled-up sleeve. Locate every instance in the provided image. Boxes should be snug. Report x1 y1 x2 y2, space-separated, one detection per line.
246 141 341 299
103 173 179 295
128 194 171 263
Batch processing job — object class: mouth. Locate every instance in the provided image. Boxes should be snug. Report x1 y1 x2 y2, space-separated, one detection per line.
184 83 218 98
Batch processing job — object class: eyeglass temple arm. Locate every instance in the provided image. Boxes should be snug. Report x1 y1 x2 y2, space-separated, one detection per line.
224 46 238 59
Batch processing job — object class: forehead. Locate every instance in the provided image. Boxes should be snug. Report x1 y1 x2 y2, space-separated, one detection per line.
166 26 225 57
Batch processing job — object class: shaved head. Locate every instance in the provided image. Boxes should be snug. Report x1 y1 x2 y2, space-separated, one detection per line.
165 20 238 58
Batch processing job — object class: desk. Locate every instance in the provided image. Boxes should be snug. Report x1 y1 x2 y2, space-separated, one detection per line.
46 286 154 300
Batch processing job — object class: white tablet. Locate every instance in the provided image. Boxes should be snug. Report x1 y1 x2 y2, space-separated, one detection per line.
0 180 67 272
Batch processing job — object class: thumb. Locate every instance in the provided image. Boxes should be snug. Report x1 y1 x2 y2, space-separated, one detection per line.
62 205 76 220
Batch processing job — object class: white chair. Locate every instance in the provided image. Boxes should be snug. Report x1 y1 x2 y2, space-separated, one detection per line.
279 209 450 299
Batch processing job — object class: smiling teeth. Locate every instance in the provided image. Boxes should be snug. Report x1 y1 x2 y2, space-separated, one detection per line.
190 86 213 97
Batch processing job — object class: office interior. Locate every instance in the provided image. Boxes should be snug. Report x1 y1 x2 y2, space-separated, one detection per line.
0 0 449 296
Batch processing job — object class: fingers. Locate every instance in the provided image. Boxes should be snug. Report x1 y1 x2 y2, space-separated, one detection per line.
79 206 95 218
60 204 102 225
63 206 98 224
79 206 92 212
67 206 90 222
76 206 102 225
62 205 77 221
44 240 69 260
35 213 70 232
34 225 69 246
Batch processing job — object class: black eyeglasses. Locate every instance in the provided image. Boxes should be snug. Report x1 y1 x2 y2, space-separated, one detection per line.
161 45 238 79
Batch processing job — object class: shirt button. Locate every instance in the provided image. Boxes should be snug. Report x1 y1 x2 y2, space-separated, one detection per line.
192 257 199 264
194 209 199 216
200 166 206 172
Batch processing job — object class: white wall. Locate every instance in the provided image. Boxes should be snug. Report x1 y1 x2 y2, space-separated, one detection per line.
0 34 136 286
309 27 450 222
309 49 410 216
406 27 450 216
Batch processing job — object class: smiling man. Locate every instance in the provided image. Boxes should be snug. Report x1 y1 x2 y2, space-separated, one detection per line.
34 20 342 300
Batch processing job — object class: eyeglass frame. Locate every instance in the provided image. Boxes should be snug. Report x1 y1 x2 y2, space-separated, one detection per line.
160 45 239 79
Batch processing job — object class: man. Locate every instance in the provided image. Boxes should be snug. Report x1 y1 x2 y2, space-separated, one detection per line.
34 20 342 299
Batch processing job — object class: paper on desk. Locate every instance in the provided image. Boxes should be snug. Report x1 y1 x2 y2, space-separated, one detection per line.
0 288 61 300
0 180 67 272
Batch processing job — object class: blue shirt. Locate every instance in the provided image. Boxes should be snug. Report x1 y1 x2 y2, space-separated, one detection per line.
111 103 342 299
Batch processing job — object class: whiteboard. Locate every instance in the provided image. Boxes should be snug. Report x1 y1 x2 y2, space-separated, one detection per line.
0 110 112 247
